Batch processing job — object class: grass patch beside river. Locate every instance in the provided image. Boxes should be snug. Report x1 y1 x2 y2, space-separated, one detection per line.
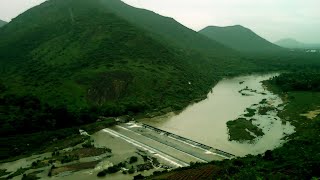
227 118 264 142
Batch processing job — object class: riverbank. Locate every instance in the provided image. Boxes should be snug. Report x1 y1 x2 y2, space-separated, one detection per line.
139 73 295 156
150 72 320 179
2 72 315 179
0 72 279 163
0 127 169 180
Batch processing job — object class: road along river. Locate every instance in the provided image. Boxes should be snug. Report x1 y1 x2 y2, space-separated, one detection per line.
141 73 296 156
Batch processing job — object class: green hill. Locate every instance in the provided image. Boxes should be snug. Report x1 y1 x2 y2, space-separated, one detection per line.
199 25 283 53
275 38 320 49
100 0 235 57
0 0 232 140
0 0 231 158
0 0 216 112
0 20 7 27
0 0 262 159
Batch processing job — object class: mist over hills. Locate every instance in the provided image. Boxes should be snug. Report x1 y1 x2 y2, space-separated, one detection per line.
199 25 283 53
0 20 7 27
275 38 320 49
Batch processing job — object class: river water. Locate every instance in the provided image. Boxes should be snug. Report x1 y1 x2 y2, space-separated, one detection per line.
142 73 295 156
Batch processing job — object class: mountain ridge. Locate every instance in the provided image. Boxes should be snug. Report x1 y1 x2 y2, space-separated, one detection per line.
100 0 237 58
199 25 283 53
0 0 223 113
275 38 320 49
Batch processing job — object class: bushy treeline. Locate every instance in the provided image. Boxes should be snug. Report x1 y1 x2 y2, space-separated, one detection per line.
269 72 320 92
0 94 99 136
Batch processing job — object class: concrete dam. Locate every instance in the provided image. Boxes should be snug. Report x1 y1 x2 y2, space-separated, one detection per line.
102 122 235 168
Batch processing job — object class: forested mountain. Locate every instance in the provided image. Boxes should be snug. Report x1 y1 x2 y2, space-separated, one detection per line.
0 0 294 160
0 0 215 113
275 38 320 49
199 25 283 53
100 0 235 57
0 0 264 159
0 20 7 27
0 0 229 157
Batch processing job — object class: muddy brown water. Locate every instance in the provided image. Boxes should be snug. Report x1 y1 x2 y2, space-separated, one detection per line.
142 73 295 156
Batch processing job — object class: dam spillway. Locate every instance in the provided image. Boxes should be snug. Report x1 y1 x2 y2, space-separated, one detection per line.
102 122 235 168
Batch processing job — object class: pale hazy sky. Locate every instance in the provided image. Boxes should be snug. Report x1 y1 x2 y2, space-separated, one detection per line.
0 0 319 43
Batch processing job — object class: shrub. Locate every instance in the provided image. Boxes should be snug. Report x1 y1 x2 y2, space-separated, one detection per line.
82 140 94 148
97 170 107 177
128 167 135 174
129 156 138 164
106 166 120 174
134 174 144 180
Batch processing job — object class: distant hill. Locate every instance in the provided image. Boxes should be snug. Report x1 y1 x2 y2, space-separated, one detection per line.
0 20 7 27
275 38 320 49
199 25 283 53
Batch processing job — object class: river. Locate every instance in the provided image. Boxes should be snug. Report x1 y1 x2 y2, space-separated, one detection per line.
141 73 295 156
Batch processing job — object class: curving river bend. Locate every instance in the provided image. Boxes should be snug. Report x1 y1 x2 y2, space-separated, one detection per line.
142 73 295 156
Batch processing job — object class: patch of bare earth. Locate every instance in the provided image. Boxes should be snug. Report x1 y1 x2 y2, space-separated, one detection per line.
50 161 99 176
68 148 107 158
300 109 320 119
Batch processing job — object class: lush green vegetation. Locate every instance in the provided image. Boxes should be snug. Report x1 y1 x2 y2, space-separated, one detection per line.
268 72 320 92
244 108 256 117
0 120 115 161
97 162 127 177
100 0 235 57
0 0 225 160
0 20 6 28
21 173 40 180
129 156 138 164
258 106 276 115
1 0 320 167
0 94 99 136
6 167 31 179
0 0 284 162
0 169 10 177
227 118 264 142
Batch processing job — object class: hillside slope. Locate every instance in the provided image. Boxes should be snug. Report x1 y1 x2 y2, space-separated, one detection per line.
0 0 262 160
0 0 225 139
100 0 235 57
199 25 283 53
0 0 215 116
0 20 7 27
